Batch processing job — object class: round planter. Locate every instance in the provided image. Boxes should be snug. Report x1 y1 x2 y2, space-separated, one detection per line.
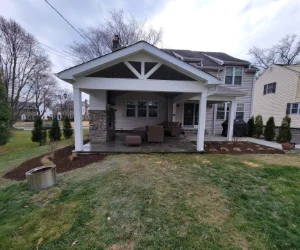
26 166 57 191
281 142 295 150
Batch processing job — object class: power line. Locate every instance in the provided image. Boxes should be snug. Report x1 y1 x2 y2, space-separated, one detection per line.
37 44 74 62
44 0 89 43
1 25 75 62
35 40 76 60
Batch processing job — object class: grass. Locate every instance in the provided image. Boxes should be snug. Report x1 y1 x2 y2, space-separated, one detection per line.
0 129 89 187
1 146 300 249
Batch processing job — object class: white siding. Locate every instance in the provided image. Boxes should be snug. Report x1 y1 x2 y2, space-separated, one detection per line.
253 65 300 128
174 68 255 134
115 92 168 130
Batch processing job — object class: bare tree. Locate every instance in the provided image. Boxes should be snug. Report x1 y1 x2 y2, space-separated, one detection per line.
0 16 52 125
67 10 163 63
32 73 57 118
249 34 300 70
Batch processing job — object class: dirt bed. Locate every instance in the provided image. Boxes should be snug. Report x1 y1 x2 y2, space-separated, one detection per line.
3 146 106 181
202 141 284 154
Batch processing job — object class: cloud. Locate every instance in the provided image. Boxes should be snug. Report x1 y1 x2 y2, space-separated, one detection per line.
150 0 300 60
1 0 299 99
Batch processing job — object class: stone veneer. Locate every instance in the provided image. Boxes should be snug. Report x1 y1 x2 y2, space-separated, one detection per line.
89 110 115 142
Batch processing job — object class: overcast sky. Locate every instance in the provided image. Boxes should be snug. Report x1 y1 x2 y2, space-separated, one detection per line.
1 0 299 97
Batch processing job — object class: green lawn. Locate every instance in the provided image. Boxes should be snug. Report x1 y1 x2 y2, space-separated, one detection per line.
0 129 89 187
1 134 300 249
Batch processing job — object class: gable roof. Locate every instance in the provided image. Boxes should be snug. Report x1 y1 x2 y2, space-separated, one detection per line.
162 49 251 68
56 41 222 85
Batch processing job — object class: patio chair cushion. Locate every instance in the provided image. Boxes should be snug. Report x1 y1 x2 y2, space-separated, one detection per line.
147 126 164 143
126 135 142 146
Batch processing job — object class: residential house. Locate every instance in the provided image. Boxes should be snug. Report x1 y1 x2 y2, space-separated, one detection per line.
52 99 89 121
18 102 37 121
56 39 257 152
253 64 300 128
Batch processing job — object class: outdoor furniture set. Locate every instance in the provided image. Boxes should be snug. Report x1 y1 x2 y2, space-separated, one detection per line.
125 122 182 146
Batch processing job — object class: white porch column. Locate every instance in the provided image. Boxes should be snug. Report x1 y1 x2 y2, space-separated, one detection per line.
227 100 236 141
172 103 176 122
197 92 207 151
73 88 83 151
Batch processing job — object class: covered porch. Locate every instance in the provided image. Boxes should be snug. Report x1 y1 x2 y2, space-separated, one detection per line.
56 41 242 152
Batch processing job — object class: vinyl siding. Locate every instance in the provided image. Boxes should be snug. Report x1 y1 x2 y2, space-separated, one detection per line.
174 68 255 135
253 65 300 128
114 92 168 130
113 68 255 133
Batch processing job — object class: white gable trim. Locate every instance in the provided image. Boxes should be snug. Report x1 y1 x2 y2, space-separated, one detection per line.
203 54 224 65
56 41 221 85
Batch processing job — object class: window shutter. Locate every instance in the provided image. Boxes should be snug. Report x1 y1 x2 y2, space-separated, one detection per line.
273 82 276 93
286 103 291 115
296 77 300 98
263 85 267 95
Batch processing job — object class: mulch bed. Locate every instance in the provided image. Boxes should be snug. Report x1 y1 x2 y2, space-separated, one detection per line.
201 141 285 154
3 146 106 181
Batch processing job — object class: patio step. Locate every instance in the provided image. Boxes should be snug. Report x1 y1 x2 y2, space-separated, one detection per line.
183 129 198 136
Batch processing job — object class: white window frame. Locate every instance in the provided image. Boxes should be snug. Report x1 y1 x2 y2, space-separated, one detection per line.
216 103 245 120
224 66 243 85
125 100 159 118
289 103 300 114
236 103 245 120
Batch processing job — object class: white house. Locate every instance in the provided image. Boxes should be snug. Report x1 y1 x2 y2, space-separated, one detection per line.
253 64 300 128
56 40 257 152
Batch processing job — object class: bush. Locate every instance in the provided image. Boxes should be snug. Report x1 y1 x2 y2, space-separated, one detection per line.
264 116 276 141
63 117 73 139
49 117 61 141
276 116 292 143
247 116 255 137
0 82 10 145
254 115 264 138
31 117 47 146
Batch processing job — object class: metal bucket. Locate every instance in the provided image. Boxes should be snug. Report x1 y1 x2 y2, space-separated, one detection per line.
26 166 57 191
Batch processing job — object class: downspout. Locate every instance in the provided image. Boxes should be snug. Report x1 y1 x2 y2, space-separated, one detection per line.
249 64 255 118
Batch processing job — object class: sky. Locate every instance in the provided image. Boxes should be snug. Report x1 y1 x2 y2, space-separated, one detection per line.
1 0 299 99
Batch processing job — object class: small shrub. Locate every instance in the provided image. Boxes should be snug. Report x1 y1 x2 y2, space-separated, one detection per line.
220 147 229 152
31 117 47 146
264 116 276 141
68 153 78 162
233 147 241 152
48 141 58 162
276 116 292 143
0 82 11 145
247 116 255 137
63 117 73 139
49 117 61 141
254 115 264 138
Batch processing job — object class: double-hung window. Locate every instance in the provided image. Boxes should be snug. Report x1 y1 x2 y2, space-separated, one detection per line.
216 103 245 120
225 67 242 85
286 103 300 115
263 82 276 94
236 104 245 120
216 103 225 119
126 100 158 118
126 101 136 117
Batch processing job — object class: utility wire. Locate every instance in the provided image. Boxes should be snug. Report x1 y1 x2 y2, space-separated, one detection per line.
35 40 76 61
44 0 89 43
37 44 74 62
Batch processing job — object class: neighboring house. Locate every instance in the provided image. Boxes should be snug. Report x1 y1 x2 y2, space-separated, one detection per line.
18 102 38 121
18 102 53 121
253 64 300 128
56 39 257 152
52 100 89 121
